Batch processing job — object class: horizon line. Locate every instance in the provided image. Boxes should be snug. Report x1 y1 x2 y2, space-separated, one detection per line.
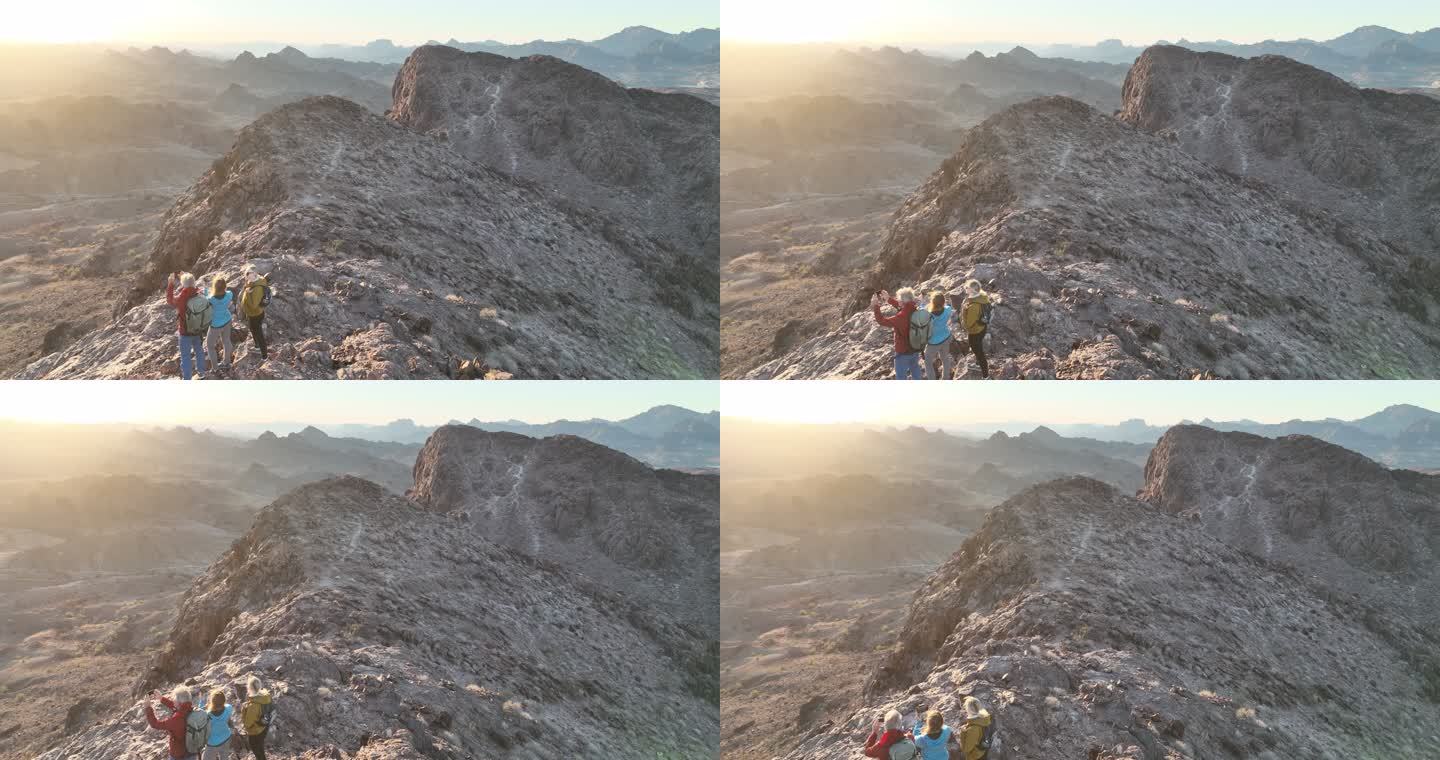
718 401 1429 430
719 23 1438 49
0 24 721 49
0 406 720 429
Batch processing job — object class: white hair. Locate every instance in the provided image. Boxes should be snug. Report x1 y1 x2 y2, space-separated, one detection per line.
247 675 263 693
172 685 193 705
884 709 902 730
963 696 984 717
963 279 982 295
896 288 916 303
179 272 196 289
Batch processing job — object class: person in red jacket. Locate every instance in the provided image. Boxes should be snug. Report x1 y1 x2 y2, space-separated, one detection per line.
145 685 197 759
166 272 206 380
872 288 923 380
864 709 910 758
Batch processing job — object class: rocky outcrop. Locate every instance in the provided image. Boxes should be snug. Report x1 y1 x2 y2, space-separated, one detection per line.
40 430 718 758
784 452 1440 759
390 46 719 266
751 49 1440 380
23 86 716 378
1140 425 1440 620
409 426 719 632
1118 45 1440 262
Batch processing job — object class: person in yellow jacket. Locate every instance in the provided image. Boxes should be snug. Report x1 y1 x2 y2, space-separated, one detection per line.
960 280 992 379
958 696 995 760
239 265 272 362
240 675 273 760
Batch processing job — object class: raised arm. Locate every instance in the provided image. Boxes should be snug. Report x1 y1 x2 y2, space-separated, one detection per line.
143 702 163 730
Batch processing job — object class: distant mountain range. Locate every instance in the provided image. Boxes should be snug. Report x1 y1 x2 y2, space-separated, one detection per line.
213 405 719 469
179 25 719 89
1019 24 1440 87
941 404 1440 469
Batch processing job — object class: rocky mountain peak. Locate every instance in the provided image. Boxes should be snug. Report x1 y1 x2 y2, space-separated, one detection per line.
23 79 717 378
1025 425 1061 440
42 470 715 759
785 440 1440 759
749 75 1440 380
408 426 716 612
389 44 719 260
1139 426 1440 605
1118 43 1440 259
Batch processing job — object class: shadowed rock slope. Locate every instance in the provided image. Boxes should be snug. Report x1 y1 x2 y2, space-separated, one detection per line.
38 432 718 759
782 429 1439 759
1140 425 1440 624
410 425 719 633
1118 45 1440 260
751 48 1440 380
24 52 717 380
391 46 719 265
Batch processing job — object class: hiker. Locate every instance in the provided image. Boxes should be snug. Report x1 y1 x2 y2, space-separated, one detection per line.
144 685 208 760
863 709 914 758
961 280 992 379
240 675 274 759
921 291 958 380
239 265 272 361
203 689 235 760
959 697 996 760
207 275 236 374
913 709 960 760
166 272 209 380
871 288 926 380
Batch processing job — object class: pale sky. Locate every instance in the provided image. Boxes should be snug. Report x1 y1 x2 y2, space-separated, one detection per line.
722 0 1435 45
0 381 717 426
0 0 717 45
722 381 1440 426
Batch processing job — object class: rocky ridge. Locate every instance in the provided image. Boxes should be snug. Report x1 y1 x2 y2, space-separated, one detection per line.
409 425 719 632
777 428 1440 759
23 51 717 379
749 48 1440 380
1139 425 1440 623
1118 45 1440 263
390 46 719 268
38 428 718 759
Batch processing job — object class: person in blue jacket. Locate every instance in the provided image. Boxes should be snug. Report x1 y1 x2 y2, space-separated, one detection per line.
921 291 958 380
913 709 960 760
206 275 236 374
202 689 235 759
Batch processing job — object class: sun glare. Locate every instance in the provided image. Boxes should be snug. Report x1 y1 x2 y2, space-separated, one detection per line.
0 2 156 43
0 382 176 425
723 0 869 43
722 381 897 424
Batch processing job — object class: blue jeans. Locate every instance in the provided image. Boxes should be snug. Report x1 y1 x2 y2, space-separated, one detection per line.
179 334 205 379
893 352 923 380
